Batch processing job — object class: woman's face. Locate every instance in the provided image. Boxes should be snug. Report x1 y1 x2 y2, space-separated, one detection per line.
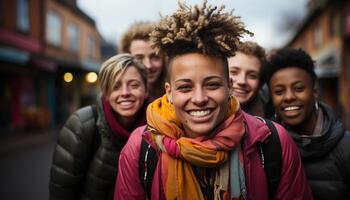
269 67 317 127
107 66 147 122
165 53 231 138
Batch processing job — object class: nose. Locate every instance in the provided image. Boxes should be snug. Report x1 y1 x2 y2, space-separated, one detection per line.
235 73 247 85
191 87 208 106
121 85 130 96
143 57 152 69
283 89 296 102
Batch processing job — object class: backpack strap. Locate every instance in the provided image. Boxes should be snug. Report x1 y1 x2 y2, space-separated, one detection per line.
256 117 282 200
139 129 159 200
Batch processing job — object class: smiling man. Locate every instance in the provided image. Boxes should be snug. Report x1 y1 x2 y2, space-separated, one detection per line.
120 21 167 100
228 41 267 116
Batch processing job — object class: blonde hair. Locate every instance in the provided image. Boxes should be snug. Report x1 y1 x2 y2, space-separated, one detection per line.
119 21 156 53
98 53 148 95
150 0 252 59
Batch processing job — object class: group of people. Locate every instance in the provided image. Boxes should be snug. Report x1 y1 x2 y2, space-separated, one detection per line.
49 1 350 200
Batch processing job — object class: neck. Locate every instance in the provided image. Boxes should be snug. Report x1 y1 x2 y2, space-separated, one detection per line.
116 113 138 131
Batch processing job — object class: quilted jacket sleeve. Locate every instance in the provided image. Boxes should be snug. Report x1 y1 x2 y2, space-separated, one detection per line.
49 106 96 200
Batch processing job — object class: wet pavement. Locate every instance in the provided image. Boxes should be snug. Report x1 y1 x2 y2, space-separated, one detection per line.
0 130 58 200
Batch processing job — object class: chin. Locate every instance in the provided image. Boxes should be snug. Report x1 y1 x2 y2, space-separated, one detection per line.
282 117 303 127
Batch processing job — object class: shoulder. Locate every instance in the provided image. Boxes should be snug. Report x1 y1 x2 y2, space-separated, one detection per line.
336 130 350 159
120 125 146 158
58 106 96 144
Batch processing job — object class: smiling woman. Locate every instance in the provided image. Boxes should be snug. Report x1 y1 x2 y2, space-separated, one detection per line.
114 1 312 200
49 53 149 200
266 48 350 200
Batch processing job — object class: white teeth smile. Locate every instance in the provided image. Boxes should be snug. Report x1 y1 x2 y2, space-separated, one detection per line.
189 110 211 117
119 101 133 106
284 106 300 111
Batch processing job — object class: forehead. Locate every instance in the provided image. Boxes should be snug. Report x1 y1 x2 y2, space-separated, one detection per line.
113 66 142 83
270 67 313 86
170 53 226 81
129 40 154 55
228 52 261 72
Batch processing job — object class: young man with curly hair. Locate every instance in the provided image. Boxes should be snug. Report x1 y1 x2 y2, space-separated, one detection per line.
119 21 167 100
228 41 268 117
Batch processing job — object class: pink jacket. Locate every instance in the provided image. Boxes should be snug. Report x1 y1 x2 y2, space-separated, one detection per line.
114 112 313 200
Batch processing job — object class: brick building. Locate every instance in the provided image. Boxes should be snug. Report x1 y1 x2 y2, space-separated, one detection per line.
0 0 102 131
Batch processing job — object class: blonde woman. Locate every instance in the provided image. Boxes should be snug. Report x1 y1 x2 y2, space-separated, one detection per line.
49 54 148 200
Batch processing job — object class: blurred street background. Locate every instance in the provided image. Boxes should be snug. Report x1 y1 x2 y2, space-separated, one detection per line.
0 0 349 199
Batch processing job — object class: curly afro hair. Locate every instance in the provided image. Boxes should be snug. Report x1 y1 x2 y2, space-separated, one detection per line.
266 48 317 86
150 0 252 59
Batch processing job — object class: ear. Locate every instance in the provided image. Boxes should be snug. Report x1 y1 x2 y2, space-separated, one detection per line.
165 82 173 103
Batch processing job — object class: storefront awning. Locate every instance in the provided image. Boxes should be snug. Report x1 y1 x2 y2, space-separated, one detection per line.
0 46 30 65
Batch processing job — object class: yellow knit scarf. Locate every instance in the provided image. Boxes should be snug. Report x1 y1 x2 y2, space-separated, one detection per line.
146 95 245 199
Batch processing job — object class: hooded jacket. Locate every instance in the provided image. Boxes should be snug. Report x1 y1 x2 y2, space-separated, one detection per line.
49 96 145 200
287 102 350 200
114 112 312 200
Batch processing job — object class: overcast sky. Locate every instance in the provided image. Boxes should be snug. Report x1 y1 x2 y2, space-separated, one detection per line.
77 0 308 50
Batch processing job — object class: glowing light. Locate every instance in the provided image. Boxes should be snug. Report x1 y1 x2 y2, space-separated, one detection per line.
64 72 73 82
85 72 98 83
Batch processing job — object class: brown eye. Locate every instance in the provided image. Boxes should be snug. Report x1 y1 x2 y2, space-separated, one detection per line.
230 70 238 76
130 81 141 89
114 83 121 90
176 85 192 92
273 88 284 96
247 73 258 80
294 86 305 92
206 82 221 90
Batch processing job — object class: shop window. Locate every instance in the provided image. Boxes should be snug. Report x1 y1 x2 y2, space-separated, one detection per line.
17 0 30 32
46 10 62 47
313 24 323 48
68 23 79 53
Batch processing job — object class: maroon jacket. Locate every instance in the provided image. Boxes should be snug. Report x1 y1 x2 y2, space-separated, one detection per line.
114 112 312 200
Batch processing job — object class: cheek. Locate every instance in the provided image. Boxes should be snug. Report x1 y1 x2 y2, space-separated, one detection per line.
107 92 117 102
248 79 259 90
153 60 163 69
271 95 282 109
172 93 188 108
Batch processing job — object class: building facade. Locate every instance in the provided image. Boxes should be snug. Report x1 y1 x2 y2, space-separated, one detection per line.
0 0 102 132
286 0 350 129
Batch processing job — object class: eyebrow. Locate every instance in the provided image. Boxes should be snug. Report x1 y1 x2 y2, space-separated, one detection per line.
174 76 223 83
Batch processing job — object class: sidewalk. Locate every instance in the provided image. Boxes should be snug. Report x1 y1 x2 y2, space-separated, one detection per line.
0 129 59 156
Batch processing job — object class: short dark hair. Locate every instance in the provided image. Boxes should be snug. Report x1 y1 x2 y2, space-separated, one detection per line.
265 48 317 86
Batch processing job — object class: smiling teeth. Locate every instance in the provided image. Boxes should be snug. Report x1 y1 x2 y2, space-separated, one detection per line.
189 110 211 117
284 106 299 111
120 101 133 106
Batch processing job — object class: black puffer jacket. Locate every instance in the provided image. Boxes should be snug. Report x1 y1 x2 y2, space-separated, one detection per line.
49 97 128 200
288 103 350 200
